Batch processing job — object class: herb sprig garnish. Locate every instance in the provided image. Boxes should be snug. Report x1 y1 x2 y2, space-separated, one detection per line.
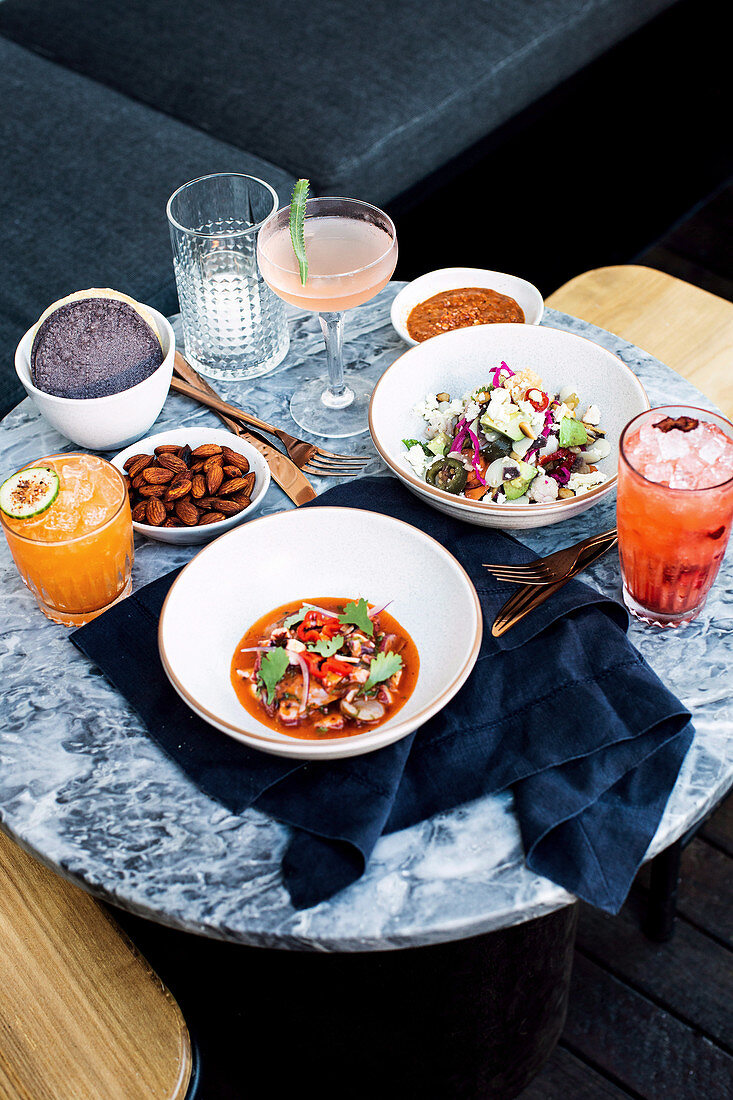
257 648 290 705
289 178 310 286
363 651 403 694
338 598 373 637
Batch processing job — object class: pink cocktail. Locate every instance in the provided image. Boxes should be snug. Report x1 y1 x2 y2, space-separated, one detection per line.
617 405 733 627
257 197 397 437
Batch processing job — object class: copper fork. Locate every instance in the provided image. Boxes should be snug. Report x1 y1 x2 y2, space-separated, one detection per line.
484 527 618 585
491 532 618 637
171 355 370 478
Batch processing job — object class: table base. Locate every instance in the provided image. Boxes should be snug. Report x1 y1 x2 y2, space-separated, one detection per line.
182 903 579 1098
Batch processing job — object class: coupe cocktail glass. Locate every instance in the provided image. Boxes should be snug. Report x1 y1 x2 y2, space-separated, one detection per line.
257 196 397 437
1 453 134 626
617 405 733 627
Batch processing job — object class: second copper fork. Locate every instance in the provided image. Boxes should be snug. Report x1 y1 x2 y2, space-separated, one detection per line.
171 356 370 478
484 527 618 585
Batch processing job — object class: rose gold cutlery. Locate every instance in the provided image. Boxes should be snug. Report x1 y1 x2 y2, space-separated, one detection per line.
170 356 370 478
171 353 316 506
490 529 619 637
484 527 618 585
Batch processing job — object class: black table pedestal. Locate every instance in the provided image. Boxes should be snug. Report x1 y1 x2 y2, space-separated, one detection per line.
116 902 578 1099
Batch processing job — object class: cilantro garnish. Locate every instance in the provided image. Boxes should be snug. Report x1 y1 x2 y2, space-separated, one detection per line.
289 178 310 286
256 648 290 705
363 651 403 693
310 634 344 657
284 607 307 629
402 438 434 457
338 598 373 637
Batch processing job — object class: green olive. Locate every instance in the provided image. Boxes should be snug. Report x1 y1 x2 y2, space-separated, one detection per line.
426 458 468 494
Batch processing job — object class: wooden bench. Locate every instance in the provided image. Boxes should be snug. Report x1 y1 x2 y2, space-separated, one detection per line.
0 829 192 1099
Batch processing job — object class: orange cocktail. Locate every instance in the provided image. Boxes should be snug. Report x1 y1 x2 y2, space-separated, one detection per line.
617 406 733 627
1 453 133 625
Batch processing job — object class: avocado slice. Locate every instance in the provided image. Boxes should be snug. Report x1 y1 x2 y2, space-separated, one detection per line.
559 417 588 446
426 431 452 457
503 458 538 500
480 410 525 443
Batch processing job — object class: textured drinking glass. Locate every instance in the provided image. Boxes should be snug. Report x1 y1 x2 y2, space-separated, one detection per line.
617 405 733 627
1 454 134 626
167 174 289 380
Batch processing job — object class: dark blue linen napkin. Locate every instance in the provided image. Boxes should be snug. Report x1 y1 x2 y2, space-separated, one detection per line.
71 477 693 912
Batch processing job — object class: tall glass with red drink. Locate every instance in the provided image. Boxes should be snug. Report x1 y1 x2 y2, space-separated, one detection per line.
617 405 733 627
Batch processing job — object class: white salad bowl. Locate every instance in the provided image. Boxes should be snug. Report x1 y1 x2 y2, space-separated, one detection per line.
390 267 544 346
369 323 650 530
159 507 482 759
15 306 175 451
112 426 270 545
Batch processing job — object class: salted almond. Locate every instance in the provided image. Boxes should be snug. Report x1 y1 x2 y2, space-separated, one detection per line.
198 511 226 525
214 499 245 516
131 502 148 522
189 460 206 472
154 444 182 456
125 454 154 478
157 453 189 473
142 466 175 484
146 499 167 525
175 500 200 526
240 472 256 496
138 484 166 498
203 454 223 472
221 447 249 472
163 517 183 527
191 474 207 499
191 444 222 458
166 479 192 501
229 491 253 505
206 465 224 495
219 476 250 496
222 464 242 479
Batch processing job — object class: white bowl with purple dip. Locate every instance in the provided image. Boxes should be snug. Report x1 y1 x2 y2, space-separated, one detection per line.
15 289 174 451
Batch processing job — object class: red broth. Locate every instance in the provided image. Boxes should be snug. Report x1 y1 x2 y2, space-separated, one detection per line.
231 597 419 739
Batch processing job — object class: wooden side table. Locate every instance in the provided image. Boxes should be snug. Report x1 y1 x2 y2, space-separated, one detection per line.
0 830 192 1100
547 264 733 418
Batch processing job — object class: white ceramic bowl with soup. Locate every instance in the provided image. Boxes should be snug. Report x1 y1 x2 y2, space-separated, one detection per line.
159 507 482 759
391 267 544 347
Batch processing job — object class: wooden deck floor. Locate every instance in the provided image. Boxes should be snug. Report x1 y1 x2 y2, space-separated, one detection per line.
519 796 733 1098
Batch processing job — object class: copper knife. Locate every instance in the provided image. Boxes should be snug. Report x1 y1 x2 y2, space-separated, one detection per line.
491 533 618 637
171 352 316 505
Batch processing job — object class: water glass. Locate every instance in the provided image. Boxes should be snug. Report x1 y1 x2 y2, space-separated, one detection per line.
167 174 289 380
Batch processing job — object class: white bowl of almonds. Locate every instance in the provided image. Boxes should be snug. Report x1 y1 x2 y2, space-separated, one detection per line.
112 427 270 545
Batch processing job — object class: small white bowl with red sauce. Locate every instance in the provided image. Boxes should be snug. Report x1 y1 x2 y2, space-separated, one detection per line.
158 506 482 759
390 267 544 347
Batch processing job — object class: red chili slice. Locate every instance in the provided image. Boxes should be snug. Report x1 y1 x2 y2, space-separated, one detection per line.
321 657 354 679
301 651 324 679
525 388 549 412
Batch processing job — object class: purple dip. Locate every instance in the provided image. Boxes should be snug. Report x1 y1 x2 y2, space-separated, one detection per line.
31 297 163 399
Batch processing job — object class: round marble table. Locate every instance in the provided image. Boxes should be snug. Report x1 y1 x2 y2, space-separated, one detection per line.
1 283 732 952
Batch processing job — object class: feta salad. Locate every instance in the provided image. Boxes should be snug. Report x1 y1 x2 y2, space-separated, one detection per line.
402 361 611 504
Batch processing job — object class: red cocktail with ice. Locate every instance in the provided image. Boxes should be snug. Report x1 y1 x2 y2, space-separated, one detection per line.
617 405 733 627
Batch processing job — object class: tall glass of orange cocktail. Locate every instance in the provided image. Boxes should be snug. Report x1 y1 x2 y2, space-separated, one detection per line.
0 453 133 626
617 405 733 628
